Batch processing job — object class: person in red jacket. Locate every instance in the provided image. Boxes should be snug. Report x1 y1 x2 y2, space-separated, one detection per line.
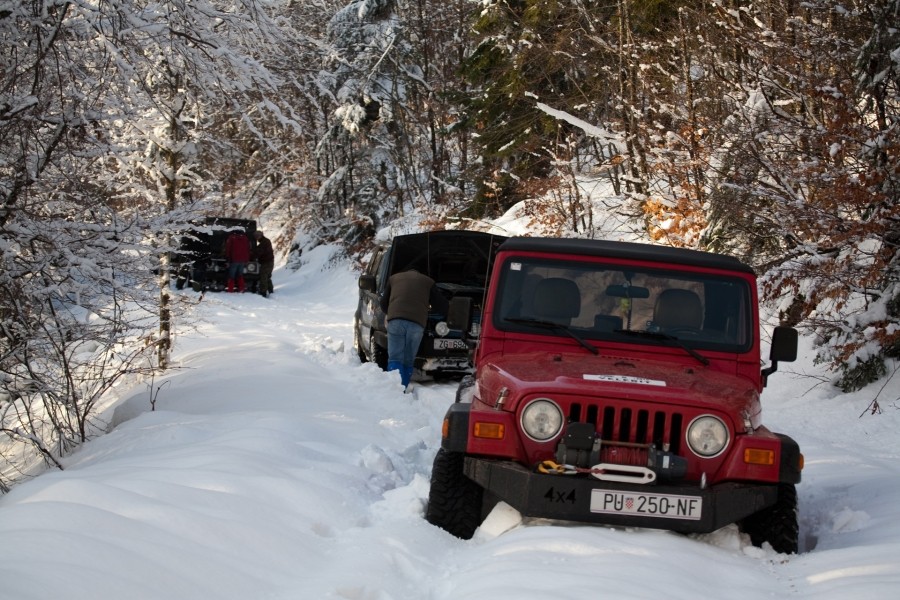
224 230 251 292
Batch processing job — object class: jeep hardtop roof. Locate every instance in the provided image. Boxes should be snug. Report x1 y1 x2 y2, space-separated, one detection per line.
498 237 755 275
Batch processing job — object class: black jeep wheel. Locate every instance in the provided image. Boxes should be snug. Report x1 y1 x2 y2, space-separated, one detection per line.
369 335 388 371
739 483 799 554
174 266 189 290
425 449 485 539
354 320 368 364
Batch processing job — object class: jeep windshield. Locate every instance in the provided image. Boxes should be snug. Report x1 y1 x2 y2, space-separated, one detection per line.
494 256 753 354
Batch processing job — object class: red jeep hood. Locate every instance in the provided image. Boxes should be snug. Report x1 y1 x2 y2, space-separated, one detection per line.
482 351 758 415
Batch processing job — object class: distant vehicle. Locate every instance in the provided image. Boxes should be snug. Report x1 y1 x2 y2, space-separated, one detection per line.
354 230 507 379
426 237 802 554
173 217 260 292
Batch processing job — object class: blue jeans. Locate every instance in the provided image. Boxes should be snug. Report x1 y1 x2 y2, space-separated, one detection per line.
386 318 424 386
228 262 247 279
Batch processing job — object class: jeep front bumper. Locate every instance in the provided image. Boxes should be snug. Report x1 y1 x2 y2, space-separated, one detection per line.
464 458 778 534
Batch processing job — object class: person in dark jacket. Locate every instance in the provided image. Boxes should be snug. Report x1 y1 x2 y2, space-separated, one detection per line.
254 231 275 297
224 230 251 292
380 269 449 391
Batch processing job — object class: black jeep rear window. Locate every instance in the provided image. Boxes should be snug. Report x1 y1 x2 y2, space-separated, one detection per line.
494 256 753 353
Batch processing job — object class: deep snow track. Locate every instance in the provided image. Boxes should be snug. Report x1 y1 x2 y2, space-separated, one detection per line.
188 259 899 600
1 252 898 600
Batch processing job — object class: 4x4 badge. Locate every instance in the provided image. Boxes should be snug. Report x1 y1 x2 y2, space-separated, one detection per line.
544 487 576 504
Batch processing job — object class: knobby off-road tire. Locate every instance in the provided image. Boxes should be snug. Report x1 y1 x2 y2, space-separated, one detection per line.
371 338 388 371
426 449 485 539
354 322 368 364
739 483 799 554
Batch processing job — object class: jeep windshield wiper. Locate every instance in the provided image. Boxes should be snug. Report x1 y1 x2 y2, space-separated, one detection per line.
613 329 710 366
505 317 599 355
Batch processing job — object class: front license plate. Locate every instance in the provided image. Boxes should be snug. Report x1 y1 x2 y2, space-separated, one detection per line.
434 339 467 350
590 489 702 520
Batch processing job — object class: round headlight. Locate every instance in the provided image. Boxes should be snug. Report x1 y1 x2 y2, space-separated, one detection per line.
521 398 564 442
435 321 450 337
687 415 729 457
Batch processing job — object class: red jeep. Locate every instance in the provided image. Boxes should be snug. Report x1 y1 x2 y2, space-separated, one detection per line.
426 237 802 553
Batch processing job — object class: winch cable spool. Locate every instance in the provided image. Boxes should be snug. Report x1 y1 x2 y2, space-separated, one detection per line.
600 444 647 467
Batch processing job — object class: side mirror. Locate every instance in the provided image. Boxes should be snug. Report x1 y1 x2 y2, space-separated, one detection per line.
762 326 798 386
770 326 798 362
447 297 473 333
358 274 376 292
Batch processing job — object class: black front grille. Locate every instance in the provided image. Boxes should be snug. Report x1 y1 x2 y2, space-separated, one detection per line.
567 402 683 454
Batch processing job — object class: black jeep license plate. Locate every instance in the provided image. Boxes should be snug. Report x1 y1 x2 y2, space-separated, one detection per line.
590 489 702 520
434 339 466 350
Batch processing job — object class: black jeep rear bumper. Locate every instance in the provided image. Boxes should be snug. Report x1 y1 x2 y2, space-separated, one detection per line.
464 458 777 534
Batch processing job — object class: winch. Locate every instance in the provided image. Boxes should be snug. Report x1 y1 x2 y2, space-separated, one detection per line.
553 422 687 483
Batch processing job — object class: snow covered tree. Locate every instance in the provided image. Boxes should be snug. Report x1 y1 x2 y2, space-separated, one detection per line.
699 0 900 390
391 0 480 211
86 0 300 368
459 0 620 217
304 0 481 247
307 0 406 247
0 1 160 485
1 0 301 489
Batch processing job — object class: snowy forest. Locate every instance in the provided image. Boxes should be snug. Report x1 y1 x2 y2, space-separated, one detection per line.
1 0 898 491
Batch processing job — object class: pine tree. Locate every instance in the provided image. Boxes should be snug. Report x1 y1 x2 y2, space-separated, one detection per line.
459 0 618 217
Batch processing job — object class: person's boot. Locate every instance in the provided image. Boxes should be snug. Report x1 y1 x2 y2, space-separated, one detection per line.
237 275 246 293
401 365 414 392
226 279 234 293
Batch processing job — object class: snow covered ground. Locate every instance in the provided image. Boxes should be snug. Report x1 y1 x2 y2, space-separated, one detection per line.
2 243 899 600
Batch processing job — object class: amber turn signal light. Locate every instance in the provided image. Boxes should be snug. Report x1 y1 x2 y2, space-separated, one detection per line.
473 422 505 439
744 448 775 465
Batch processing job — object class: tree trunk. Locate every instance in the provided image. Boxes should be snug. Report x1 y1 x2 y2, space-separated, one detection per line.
158 77 184 370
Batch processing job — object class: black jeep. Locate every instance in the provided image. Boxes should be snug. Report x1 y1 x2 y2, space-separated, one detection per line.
173 217 260 292
354 230 507 378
